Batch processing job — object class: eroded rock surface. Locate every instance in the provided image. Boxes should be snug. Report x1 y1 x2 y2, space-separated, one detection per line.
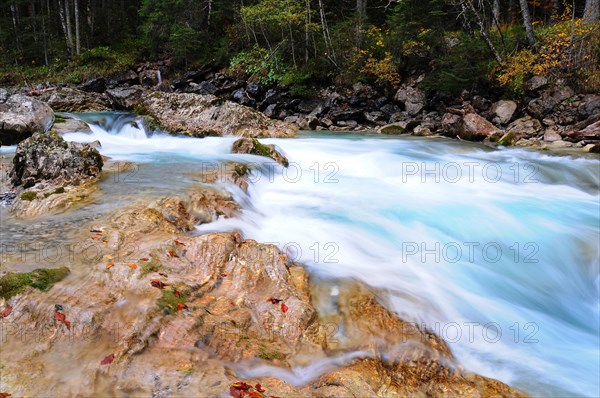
0 93 54 145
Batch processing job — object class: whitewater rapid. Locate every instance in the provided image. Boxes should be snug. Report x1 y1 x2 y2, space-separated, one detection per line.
54 113 600 397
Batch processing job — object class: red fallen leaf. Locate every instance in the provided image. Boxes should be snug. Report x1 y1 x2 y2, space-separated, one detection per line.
0 392 12 398
128 263 137 269
247 392 263 398
140 257 149 262
150 280 171 289
174 239 186 246
53 311 71 329
221 273 228 277
176 303 188 311
100 353 115 365
167 250 179 258
174 290 181 298
255 383 265 393
266 298 281 305
0 306 13 318
231 382 251 390
158 272 168 277
106 263 114 269
280 303 288 313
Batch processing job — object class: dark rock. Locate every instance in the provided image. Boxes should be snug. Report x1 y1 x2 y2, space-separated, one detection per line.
232 89 256 107
380 103 401 116
329 108 363 123
246 83 262 97
263 103 279 118
187 81 219 95
259 89 285 111
297 99 322 114
526 75 548 93
80 77 107 93
337 120 358 128
578 95 600 119
472 96 492 112
111 69 139 85
0 88 9 103
394 86 427 116
527 87 575 119
106 86 146 110
364 111 387 124
374 96 389 108
11 132 103 188
0 94 54 146
441 113 462 136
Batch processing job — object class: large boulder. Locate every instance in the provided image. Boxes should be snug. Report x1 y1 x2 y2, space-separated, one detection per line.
0 94 54 146
394 86 427 116
39 88 111 112
140 92 297 138
459 113 503 141
527 87 575 119
491 100 517 124
11 132 103 189
106 85 146 110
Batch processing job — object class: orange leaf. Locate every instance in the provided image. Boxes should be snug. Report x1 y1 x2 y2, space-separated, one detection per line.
0 306 12 318
140 258 149 262
255 383 265 392
53 311 71 329
128 263 137 269
176 303 188 311
167 250 179 258
100 353 115 365
247 392 263 398
0 393 12 398
174 239 186 246
280 303 288 313
174 290 181 298
106 263 114 269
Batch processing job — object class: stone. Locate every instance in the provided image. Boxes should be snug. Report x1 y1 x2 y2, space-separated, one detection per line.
506 116 544 139
543 128 562 142
80 77 107 93
491 100 517 124
0 94 54 146
106 86 146 110
526 75 548 92
231 138 289 167
459 113 503 141
377 122 408 134
394 86 427 115
40 88 111 112
472 95 492 112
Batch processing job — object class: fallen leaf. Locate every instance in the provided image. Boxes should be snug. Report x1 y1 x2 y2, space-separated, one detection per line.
0 392 12 398
105 254 113 260
255 383 265 392
167 250 180 258
280 303 288 313
176 303 188 311
158 272 168 277
221 273 228 277
106 263 114 269
266 298 281 305
174 290 181 298
150 280 170 289
100 353 115 365
174 239 186 246
140 257 149 261
128 263 137 269
248 392 263 398
178 363 193 373
53 311 71 329
0 306 12 318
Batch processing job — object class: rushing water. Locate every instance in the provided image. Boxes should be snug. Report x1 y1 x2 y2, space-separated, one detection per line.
3 113 599 397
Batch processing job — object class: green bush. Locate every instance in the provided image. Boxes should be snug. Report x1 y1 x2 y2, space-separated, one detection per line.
230 45 284 85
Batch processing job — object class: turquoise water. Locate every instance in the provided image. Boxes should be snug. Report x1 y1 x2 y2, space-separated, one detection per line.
48 114 600 396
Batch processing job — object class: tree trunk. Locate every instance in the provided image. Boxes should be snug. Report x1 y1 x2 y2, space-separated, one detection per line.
305 0 310 64
10 1 21 53
459 1 503 64
518 0 536 49
318 0 336 66
584 0 599 22
492 0 500 24
58 0 73 57
75 0 81 55
207 0 213 26
356 0 367 48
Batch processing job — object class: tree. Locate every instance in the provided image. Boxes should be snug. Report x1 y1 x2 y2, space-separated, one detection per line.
584 0 599 22
518 0 536 49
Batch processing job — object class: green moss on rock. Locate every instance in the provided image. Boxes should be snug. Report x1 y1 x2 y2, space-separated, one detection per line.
20 191 37 201
0 267 70 299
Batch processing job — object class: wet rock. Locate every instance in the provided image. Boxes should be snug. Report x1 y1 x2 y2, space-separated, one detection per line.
328 108 363 123
51 114 92 135
377 122 408 134
40 88 111 112
231 138 289 167
441 113 462 136
139 69 161 87
232 88 256 107
110 69 139 85
0 87 9 103
106 85 146 110
491 100 517 124
186 80 218 95
472 95 492 112
578 94 600 119
363 111 387 124
80 77 107 93
380 103 401 116
543 128 562 142
11 132 103 189
297 99 323 114
141 92 297 138
0 94 54 146
566 120 600 142
246 82 262 97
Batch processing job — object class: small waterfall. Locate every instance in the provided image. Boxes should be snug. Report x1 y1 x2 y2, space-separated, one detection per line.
157 70 163 86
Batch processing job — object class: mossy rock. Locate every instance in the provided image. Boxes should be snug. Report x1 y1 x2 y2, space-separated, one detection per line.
0 267 70 299
157 285 188 315
231 138 289 167
20 191 37 201
498 132 517 146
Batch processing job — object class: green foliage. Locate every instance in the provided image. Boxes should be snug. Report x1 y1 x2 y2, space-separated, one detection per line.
231 46 284 85
0 267 70 299
421 33 492 96
20 191 37 201
158 286 187 315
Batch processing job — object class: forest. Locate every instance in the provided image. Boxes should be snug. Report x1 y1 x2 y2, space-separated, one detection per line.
1 0 599 97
